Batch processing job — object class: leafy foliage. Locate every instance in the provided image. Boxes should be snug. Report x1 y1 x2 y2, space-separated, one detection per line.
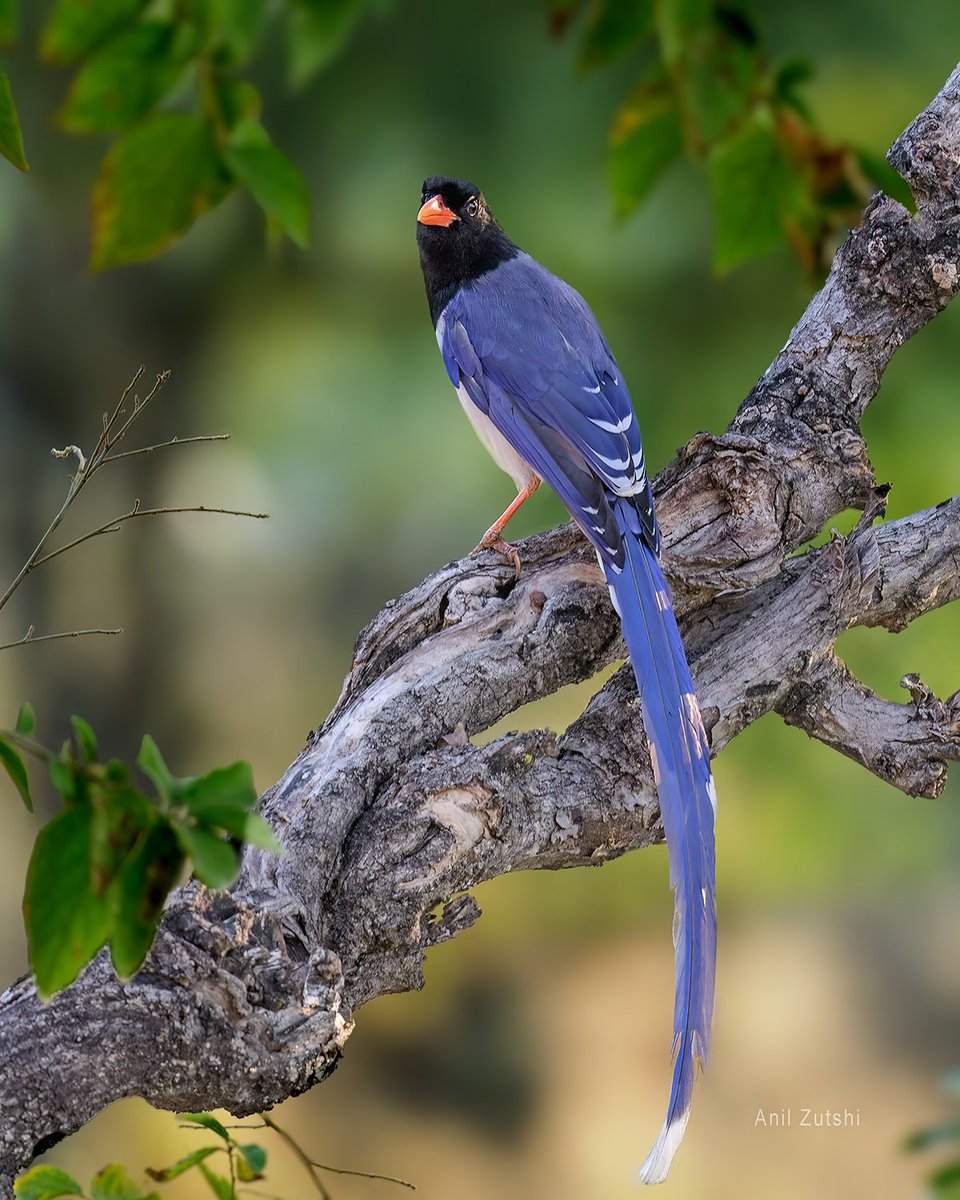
608 69 683 213
0 67 27 170
905 1073 960 1199
1 707 278 1000
13 1113 267 1199
0 0 387 266
0 0 20 169
0 0 920 273
90 111 233 269
14 1107 414 1198
565 0 916 273
0 0 19 44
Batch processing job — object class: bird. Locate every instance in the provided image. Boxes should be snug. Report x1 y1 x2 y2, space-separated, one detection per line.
416 176 717 1184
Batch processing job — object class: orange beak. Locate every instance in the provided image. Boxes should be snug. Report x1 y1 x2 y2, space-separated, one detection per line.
417 194 459 227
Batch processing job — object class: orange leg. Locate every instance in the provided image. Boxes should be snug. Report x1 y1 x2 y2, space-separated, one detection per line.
473 477 541 578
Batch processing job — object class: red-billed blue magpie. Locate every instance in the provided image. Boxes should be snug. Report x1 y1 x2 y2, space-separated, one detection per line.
417 177 717 1183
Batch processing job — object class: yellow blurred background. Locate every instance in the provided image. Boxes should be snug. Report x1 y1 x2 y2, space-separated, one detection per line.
1 2 959 1197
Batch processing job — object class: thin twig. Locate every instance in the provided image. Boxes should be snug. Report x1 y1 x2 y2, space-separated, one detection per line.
32 503 269 569
0 369 264 642
307 1160 416 1190
0 627 122 652
104 433 230 463
259 1116 332 1200
260 1114 415 1193
0 368 153 615
100 370 170 458
0 369 237 624
0 470 81 613
89 366 144 470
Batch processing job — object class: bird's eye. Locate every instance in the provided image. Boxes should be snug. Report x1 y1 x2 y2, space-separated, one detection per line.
465 197 479 218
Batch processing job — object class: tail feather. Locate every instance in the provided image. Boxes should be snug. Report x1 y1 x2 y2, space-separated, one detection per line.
605 499 717 1185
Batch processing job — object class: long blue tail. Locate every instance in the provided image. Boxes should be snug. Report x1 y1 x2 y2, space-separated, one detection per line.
604 498 717 1185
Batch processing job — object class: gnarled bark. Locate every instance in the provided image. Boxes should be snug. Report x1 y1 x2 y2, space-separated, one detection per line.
2 61 960 1193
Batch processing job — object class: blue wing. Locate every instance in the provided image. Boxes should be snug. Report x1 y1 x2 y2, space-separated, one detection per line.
439 253 659 557
438 252 716 1184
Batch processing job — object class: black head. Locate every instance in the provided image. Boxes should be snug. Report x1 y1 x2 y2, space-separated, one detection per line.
417 176 518 325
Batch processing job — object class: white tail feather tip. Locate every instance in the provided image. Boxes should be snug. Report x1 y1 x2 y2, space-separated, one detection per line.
638 1110 691 1186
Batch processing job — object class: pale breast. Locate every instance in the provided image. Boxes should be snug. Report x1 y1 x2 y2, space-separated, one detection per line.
455 383 537 492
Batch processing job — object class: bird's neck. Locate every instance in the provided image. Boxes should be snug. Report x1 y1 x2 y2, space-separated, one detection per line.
419 229 519 326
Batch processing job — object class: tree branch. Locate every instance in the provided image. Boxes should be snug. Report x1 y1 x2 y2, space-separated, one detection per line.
2 61 960 1189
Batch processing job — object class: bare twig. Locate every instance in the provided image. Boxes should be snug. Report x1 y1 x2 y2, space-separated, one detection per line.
256 1114 416 1192
0 627 123 652
104 433 230 464
0 368 267 648
259 1116 332 1200
306 1161 416 1190
31 503 269 570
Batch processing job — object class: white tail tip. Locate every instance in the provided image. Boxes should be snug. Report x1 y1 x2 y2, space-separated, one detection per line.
638 1110 691 1186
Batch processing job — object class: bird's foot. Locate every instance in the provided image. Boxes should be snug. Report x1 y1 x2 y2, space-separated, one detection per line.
473 532 522 579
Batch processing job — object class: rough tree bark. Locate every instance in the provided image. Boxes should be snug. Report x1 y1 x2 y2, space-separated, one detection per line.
2 62 960 1193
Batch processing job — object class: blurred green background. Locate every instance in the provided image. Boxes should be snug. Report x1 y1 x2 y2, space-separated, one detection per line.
1 2 959 1197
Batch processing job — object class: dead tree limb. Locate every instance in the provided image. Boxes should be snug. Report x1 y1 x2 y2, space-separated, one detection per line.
2 61 960 1191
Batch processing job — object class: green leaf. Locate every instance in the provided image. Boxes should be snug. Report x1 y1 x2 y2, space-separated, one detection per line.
178 760 279 851
58 21 198 134
136 734 175 802
186 804 278 852
655 0 711 66
0 70 27 171
580 0 652 70
48 752 78 800
146 1146 218 1182
13 1165 85 1199
91 112 233 271
236 1143 267 1181
930 1160 960 1192
40 0 149 63
70 715 98 764
774 57 814 119
708 105 799 272
24 804 110 999
105 758 130 783
106 818 183 978
209 0 268 65
180 1113 231 1142
15 702 35 736
175 823 241 889
90 1163 159 1200
197 1166 232 1200
609 77 683 214
89 785 151 897
904 1118 960 1153
0 0 18 45
657 0 761 150
179 761 256 818
209 76 261 128
0 735 32 810
223 121 310 247
287 0 363 88
235 811 280 852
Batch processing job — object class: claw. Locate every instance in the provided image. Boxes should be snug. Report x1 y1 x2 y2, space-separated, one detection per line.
470 477 540 581
474 533 522 579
